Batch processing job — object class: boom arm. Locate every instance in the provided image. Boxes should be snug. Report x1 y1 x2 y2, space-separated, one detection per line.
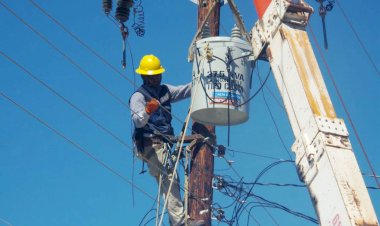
250 0 379 225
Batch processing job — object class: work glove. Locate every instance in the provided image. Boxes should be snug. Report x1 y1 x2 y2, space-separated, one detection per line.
145 98 160 115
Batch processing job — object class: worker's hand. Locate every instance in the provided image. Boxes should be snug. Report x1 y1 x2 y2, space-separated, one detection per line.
145 98 160 115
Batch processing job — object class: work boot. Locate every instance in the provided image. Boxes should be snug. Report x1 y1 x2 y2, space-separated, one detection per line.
186 219 206 226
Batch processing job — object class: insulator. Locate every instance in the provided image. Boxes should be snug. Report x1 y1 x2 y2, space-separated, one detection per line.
102 0 113 16
231 25 242 39
116 0 133 23
201 22 211 39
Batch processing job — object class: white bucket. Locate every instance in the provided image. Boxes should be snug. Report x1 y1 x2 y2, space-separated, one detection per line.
190 36 254 125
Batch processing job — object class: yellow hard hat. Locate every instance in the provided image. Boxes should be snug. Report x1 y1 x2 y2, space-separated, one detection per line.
135 54 165 76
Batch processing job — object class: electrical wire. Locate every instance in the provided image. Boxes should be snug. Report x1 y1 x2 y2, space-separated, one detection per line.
257 66 293 160
248 194 318 224
1 1 184 161
139 197 158 226
231 67 270 108
264 85 286 112
362 173 380 179
26 0 213 147
218 158 278 225
11 0 223 215
0 51 134 151
367 186 380 190
139 208 157 226
0 50 172 187
0 90 156 201
0 5 234 219
127 40 138 207
0 217 13 226
232 160 295 225
214 160 319 225
7 1 372 224
2 2 282 226
308 25 380 189
335 0 380 78
225 148 285 161
0 50 207 221
254 182 306 188
26 0 263 163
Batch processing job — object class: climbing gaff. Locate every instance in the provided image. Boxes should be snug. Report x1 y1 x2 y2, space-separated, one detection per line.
190 26 254 126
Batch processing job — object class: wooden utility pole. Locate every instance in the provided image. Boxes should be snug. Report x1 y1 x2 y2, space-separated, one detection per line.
188 1 220 225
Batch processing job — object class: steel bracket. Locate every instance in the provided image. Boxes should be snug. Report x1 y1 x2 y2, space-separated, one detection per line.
250 0 313 60
292 115 352 184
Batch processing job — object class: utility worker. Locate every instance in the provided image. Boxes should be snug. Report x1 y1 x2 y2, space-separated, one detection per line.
130 54 204 226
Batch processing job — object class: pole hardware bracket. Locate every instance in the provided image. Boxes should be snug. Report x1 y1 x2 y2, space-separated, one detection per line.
250 0 313 61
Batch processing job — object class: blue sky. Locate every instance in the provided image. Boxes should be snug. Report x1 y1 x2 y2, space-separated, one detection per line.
0 0 379 225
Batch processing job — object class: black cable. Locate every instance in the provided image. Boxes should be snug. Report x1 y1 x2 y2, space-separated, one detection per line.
233 160 295 225
215 172 318 225
138 208 157 226
232 66 270 107
249 194 318 224
252 182 306 188
257 65 293 160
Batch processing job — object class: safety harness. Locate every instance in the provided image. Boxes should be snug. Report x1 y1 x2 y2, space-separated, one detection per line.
132 84 173 154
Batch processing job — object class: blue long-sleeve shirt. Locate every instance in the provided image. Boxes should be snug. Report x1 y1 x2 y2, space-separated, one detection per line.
130 82 191 129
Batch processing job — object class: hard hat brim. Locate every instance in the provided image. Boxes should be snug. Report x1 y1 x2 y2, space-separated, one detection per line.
135 67 165 75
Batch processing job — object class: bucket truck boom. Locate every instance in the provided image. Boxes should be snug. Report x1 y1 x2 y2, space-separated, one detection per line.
250 0 379 225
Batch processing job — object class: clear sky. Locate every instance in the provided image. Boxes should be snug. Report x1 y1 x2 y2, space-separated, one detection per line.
0 0 379 225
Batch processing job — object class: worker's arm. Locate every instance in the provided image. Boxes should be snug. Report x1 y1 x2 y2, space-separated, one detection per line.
166 82 192 103
130 92 151 128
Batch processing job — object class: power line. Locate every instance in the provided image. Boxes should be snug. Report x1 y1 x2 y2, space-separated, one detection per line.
335 0 380 78
0 50 134 151
264 85 286 112
0 2 220 208
257 67 293 160
226 148 283 161
0 0 185 156
362 173 380 179
308 25 380 189
0 0 131 110
26 0 268 158
26 0 191 132
0 89 156 201
0 217 13 226
0 50 207 212
19 0 271 166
